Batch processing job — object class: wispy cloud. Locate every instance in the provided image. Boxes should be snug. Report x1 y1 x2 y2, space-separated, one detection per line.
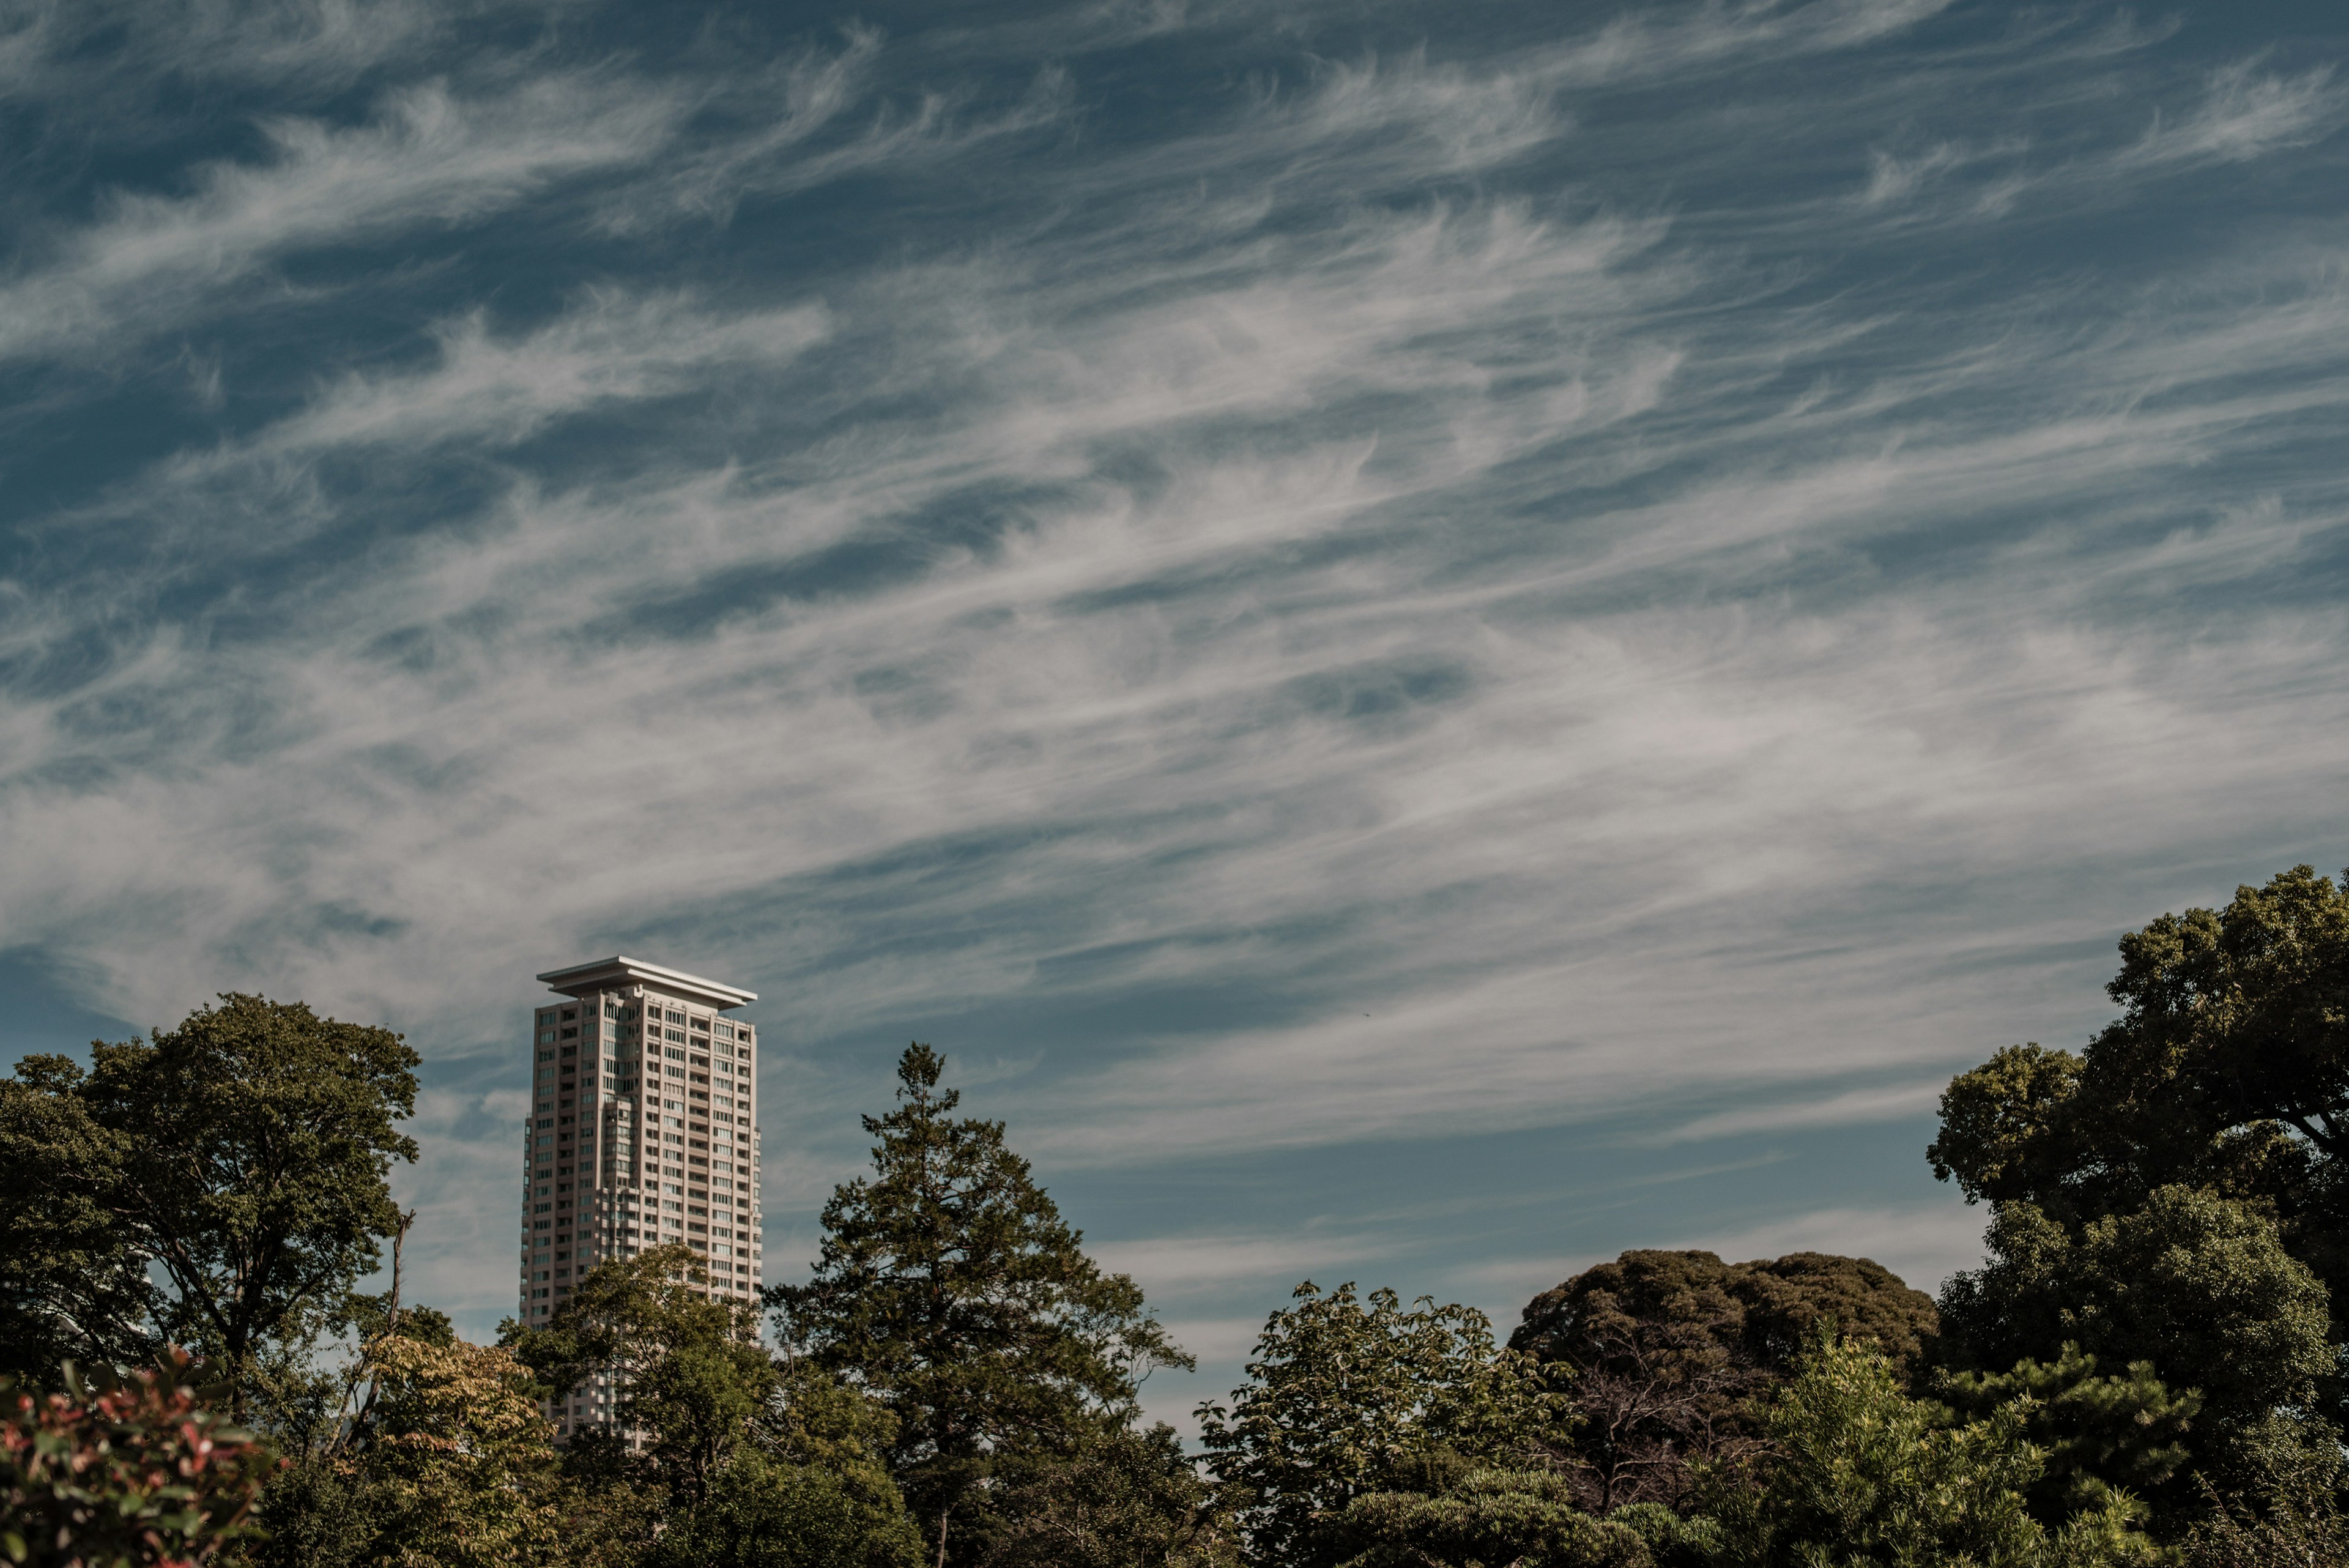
0 0 2344 1353
1660 1082 1947 1144
0 73 687 365
195 291 833 460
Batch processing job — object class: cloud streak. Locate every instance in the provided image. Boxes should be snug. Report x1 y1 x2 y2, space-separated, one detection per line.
0 0 2345 1351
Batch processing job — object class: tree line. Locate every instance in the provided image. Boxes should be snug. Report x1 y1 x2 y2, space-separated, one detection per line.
6 863 2349 1566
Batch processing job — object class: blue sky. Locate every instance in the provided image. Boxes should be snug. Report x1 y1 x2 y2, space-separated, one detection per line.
4 0 2348 1431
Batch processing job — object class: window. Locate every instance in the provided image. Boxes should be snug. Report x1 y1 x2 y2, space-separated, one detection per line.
560 1027 577 1039
562 1009 576 1021
666 1009 685 1024
664 1029 686 1044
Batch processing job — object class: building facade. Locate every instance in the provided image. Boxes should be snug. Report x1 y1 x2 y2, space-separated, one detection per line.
521 956 764 1439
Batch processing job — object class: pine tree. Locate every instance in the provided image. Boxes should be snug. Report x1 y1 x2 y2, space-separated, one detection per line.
771 1044 1190 1567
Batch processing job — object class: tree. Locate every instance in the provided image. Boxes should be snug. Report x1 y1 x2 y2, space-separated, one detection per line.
1198 1281 1573 1568
982 1424 1241 1568
1937 1186 2334 1523
1 1347 274 1567
1707 1326 2150 1568
1937 1343 2199 1526
1323 1455 1658 1568
344 1332 568 1568
0 1057 155 1383
771 1044 1190 1565
1508 1249 1937 1510
507 1242 774 1507
1 995 420 1412
1929 867 2349 1365
646 1447 923 1568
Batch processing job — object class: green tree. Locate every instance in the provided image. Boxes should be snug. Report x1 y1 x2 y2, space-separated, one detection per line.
982 1424 1241 1568
1939 1186 2333 1414
507 1242 775 1507
0 1056 155 1383
1937 1186 2332 1492
1708 1326 2150 1568
1937 1343 2200 1525
0 995 420 1411
772 1044 1190 1566
754 1360 927 1568
1509 1249 1937 1509
1198 1280 1573 1568
1324 1455 1658 1568
344 1331 568 1568
1929 867 2349 1367
648 1447 922 1568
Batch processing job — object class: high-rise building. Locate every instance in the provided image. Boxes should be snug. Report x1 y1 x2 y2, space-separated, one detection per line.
521 956 763 1440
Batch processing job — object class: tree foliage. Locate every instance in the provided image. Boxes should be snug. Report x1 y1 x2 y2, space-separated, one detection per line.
644 1447 922 1568
342 1332 566 1568
1510 1249 1937 1510
1939 1187 2328 1431
507 1243 774 1507
0 1347 273 1568
1707 1326 2152 1568
981 1423 1240 1568
1325 1456 1659 1568
0 996 420 1407
0 1059 155 1384
1199 1280 1573 1568
773 1044 1191 1563
1936 1342 2199 1525
1929 866 2349 1362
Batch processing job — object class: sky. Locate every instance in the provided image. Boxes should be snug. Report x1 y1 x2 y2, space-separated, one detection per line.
3 0 2348 1433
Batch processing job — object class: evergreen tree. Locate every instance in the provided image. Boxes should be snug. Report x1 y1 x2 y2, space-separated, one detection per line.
1707 1326 2151 1568
772 1044 1190 1567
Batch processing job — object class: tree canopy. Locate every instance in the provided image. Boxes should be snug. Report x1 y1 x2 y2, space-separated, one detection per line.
0 995 420 1406
1508 1249 1937 1510
1930 866 2349 1343
1198 1280 1573 1568
771 1043 1191 1566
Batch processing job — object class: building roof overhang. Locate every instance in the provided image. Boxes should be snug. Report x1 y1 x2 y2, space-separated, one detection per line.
535 955 757 1011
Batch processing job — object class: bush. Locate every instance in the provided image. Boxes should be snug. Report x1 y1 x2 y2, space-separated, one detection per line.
0 1348 274 1567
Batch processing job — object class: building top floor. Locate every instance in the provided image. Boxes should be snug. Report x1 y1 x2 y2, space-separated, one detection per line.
535 954 757 1012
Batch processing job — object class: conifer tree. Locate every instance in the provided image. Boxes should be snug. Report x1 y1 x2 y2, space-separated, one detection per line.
771 1044 1190 1566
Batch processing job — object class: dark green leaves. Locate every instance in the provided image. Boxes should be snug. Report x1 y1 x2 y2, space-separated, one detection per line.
773 1044 1191 1566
